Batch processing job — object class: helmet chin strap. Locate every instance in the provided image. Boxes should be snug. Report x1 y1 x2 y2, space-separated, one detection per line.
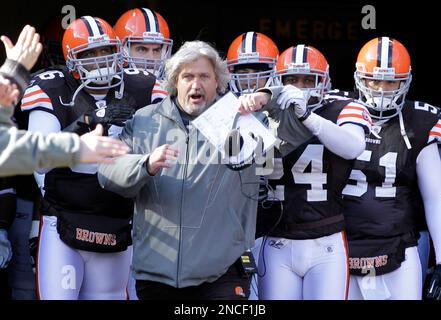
59 77 124 107
59 79 90 106
370 111 412 149
398 110 412 149
115 79 124 99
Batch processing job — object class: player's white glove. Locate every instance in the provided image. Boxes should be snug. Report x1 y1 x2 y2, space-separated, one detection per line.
0 229 12 269
277 85 310 121
224 129 264 171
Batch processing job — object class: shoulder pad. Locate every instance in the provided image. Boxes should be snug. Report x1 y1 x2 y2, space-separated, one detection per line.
20 84 53 112
28 69 67 90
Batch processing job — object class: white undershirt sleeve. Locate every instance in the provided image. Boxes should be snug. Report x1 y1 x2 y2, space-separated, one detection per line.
302 112 366 160
416 142 441 264
28 111 61 134
28 110 62 174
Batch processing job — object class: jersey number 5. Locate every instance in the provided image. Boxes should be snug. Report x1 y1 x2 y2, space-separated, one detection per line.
342 150 397 198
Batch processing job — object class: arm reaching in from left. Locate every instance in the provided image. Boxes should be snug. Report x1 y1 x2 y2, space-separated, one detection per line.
0 77 19 107
0 25 43 99
237 91 271 114
1 25 43 70
78 124 130 164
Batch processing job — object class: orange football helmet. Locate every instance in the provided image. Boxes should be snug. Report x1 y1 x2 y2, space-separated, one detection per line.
62 16 123 90
355 37 412 119
275 45 330 109
114 8 173 80
227 32 279 93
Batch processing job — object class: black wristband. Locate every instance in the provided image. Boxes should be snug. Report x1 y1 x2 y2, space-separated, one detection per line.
225 161 253 171
297 108 311 122
0 59 31 97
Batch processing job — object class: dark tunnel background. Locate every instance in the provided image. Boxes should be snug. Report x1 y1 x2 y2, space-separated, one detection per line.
0 0 439 107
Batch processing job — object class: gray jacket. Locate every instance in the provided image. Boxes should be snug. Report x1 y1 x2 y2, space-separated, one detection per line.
98 96 260 288
0 106 81 177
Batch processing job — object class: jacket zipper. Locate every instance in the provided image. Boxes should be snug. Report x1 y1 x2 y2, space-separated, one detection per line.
159 105 190 288
176 130 189 288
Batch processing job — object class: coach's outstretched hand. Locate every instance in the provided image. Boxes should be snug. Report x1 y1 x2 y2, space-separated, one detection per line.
79 124 130 164
1 25 43 71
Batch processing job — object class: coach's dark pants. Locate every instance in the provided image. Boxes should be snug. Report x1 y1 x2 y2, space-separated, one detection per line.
135 261 251 300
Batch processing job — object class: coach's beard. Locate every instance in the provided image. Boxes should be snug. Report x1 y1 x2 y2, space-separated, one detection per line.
181 93 218 117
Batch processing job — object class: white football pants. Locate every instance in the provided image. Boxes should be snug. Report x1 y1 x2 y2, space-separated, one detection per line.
37 215 131 300
258 231 349 300
348 246 422 300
